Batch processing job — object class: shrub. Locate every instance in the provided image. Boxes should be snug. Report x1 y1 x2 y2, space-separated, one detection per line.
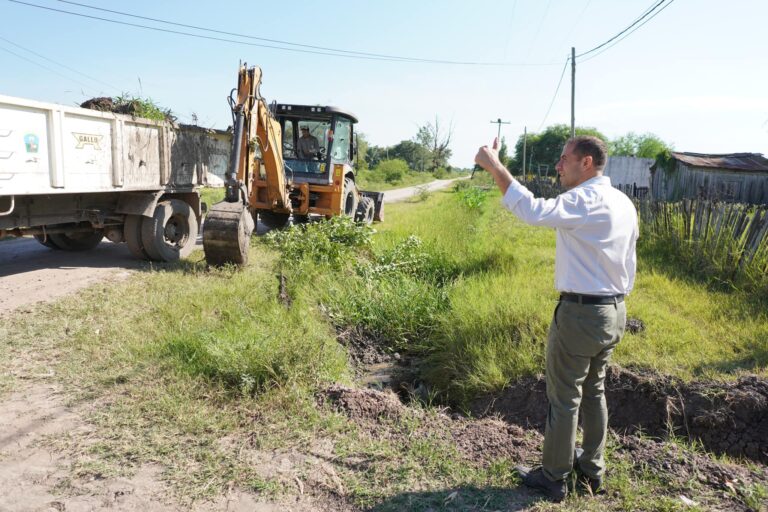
264 216 372 268
456 186 488 210
375 159 409 184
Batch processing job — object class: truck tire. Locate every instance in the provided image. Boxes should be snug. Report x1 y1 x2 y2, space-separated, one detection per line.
124 214 149 260
141 199 198 262
49 230 104 251
258 210 291 230
342 178 358 218
355 197 375 225
33 234 61 250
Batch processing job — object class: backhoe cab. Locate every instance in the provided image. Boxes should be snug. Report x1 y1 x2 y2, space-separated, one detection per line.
202 64 382 267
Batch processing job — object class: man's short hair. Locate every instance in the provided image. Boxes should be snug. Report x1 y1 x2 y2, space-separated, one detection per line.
300 126 309 131
568 136 607 171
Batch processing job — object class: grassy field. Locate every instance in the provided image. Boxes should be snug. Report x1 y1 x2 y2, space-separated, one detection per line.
1 179 766 510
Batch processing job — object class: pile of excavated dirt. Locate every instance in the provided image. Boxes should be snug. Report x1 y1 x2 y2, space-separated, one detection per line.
321 384 768 511
614 435 768 511
471 366 768 463
80 97 175 121
319 385 542 468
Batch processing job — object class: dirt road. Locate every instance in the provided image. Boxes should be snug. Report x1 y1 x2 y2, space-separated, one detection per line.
0 237 139 315
382 176 468 203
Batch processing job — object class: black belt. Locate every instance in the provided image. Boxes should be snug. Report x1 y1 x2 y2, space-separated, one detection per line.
559 293 624 305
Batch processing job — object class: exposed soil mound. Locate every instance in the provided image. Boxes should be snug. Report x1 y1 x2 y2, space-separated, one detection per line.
320 385 407 424
80 96 116 112
471 366 768 463
318 385 541 468
450 418 541 465
615 435 768 511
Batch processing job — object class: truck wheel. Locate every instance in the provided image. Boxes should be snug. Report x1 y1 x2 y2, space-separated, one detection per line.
33 234 61 250
49 230 104 251
355 197 375 225
258 210 291 230
124 215 149 260
342 178 358 218
141 199 198 262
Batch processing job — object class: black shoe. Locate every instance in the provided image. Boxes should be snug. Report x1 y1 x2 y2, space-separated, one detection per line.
514 466 567 502
573 448 604 495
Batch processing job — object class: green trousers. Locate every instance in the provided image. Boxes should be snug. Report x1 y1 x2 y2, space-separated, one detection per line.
542 299 626 482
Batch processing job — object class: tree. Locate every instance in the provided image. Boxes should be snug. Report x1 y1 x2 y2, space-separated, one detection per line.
389 140 431 171
414 117 453 171
609 132 672 159
375 159 409 184
355 132 370 170
510 124 608 176
498 136 511 169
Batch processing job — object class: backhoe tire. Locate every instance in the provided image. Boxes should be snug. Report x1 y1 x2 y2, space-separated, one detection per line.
140 199 198 262
342 178 358 218
258 210 291 230
33 234 61 250
49 230 104 251
355 197 375 225
124 214 149 260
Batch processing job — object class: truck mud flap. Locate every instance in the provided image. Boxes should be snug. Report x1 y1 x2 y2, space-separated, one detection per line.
361 191 384 222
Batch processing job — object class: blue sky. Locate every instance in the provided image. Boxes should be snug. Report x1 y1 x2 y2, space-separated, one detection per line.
2 0 766 168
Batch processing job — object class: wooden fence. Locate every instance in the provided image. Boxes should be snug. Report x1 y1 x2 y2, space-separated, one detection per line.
636 199 768 282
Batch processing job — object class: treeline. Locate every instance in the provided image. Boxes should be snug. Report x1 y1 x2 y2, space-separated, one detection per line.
358 118 462 183
493 123 672 177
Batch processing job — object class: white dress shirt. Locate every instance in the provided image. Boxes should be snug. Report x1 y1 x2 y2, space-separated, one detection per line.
502 175 638 295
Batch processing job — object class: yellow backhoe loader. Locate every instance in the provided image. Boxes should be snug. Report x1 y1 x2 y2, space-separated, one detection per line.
203 64 383 266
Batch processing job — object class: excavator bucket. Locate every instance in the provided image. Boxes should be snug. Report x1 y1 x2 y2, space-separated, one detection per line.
202 201 254 266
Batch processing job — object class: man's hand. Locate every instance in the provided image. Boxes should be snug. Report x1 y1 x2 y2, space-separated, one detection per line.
474 137 503 173
474 137 514 194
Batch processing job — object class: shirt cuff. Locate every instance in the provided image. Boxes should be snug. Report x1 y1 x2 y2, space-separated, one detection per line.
501 178 530 211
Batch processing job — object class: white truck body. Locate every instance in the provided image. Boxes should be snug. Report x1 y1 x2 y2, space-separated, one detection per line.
0 94 231 261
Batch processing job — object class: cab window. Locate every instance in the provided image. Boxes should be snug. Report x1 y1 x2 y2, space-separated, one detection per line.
331 118 352 162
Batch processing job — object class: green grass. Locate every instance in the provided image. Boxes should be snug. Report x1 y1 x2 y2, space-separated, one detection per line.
199 186 225 212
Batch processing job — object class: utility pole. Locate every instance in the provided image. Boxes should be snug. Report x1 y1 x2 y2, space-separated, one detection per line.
490 118 510 142
570 47 576 138
522 126 527 180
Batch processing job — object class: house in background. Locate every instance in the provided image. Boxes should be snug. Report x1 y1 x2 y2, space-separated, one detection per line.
650 152 768 204
604 156 654 198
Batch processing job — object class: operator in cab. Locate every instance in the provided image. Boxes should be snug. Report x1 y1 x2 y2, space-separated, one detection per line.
297 126 320 160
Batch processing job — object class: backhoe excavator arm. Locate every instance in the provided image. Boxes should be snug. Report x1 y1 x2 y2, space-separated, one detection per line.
203 64 288 266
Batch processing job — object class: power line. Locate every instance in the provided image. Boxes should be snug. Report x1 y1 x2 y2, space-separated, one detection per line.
0 34 120 92
580 0 676 63
538 56 570 131
0 44 96 94
56 0 437 64
7 0 560 67
576 0 668 58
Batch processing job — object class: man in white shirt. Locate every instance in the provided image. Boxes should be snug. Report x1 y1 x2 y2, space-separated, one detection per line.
474 135 638 502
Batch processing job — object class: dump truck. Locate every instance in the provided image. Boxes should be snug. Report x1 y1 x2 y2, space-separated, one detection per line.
202 64 383 266
0 94 230 261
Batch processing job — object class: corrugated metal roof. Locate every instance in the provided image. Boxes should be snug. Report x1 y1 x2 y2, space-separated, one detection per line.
672 152 768 172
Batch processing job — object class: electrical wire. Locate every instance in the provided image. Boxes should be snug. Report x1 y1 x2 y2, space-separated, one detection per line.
576 0 667 58
0 44 97 93
579 0 676 63
0 34 120 92
56 0 440 63
7 0 560 67
537 56 570 131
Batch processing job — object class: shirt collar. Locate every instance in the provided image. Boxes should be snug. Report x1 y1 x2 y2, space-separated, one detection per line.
574 174 611 189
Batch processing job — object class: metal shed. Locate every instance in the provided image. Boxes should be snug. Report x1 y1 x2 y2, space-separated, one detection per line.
650 152 768 204
604 156 654 198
